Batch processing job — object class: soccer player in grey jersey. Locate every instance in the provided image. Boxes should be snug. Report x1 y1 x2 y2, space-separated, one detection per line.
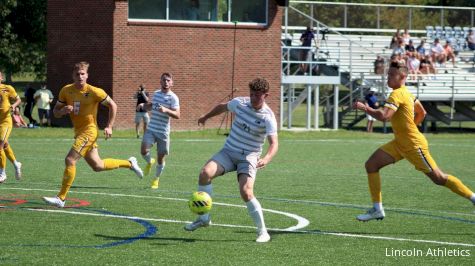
137 73 180 189
184 78 279 243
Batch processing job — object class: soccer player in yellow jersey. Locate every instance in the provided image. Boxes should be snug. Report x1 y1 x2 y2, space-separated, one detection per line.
43 62 143 208
353 61 475 221
0 71 22 183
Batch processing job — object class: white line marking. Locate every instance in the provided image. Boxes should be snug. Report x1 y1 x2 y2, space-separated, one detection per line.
23 208 475 247
3 187 474 247
1 187 309 231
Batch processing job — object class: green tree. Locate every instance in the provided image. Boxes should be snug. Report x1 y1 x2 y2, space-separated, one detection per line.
0 0 46 82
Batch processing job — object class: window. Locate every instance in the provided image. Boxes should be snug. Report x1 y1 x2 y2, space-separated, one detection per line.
128 0 267 24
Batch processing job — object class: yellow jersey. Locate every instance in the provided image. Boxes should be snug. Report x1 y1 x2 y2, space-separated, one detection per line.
0 84 19 126
58 83 108 136
384 86 428 151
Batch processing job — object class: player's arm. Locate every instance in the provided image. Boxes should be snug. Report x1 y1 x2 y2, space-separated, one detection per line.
159 106 180 119
53 101 73 118
10 96 21 111
414 99 426 125
257 134 278 169
101 96 116 139
353 101 395 122
198 102 228 126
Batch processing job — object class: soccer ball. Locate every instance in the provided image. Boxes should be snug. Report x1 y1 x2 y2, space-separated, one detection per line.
188 191 212 215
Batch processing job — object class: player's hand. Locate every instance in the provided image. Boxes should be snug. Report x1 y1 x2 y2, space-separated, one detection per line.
62 105 74 115
198 116 207 126
256 158 269 169
352 101 367 112
104 126 113 140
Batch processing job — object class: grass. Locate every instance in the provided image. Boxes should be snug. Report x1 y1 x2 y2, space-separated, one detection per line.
1 128 474 265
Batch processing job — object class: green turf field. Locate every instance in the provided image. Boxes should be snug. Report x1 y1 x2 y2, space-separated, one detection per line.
1 128 474 265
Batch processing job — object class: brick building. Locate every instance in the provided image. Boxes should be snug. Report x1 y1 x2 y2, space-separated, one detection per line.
47 0 283 129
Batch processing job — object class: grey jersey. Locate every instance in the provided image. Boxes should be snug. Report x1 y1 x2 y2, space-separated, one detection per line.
224 97 277 154
147 89 179 137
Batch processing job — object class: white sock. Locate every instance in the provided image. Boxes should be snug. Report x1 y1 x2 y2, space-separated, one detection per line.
246 197 267 233
373 202 383 211
13 161 20 168
470 193 475 204
0 168 4 175
142 152 152 164
155 163 165 177
198 184 212 222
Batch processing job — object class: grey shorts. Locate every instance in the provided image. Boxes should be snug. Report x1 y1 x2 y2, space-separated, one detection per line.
38 108 50 120
211 148 260 178
135 112 150 124
142 130 169 155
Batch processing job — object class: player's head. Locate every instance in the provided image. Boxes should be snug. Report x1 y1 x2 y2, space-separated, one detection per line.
72 61 89 87
387 61 407 89
249 77 269 110
160 72 173 90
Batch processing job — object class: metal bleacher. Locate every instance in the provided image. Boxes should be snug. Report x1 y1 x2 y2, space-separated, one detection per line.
281 1 475 130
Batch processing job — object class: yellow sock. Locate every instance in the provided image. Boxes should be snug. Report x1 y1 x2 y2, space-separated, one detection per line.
58 165 76 201
103 158 131 170
4 145 16 163
445 175 473 199
368 172 382 203
0 149 6 169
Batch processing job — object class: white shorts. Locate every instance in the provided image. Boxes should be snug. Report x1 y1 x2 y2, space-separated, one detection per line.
135 112 150 124
366 114 376 121
211 148 260 178
142 130 169 155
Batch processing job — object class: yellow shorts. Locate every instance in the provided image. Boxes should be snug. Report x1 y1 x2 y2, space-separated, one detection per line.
72 132 98 157
380 139 438 173
0 125 12 143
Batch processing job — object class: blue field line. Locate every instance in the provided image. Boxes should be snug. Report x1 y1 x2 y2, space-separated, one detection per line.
1 208 157 249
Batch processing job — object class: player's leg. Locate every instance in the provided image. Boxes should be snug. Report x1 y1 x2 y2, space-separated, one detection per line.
237 152 270 242
141 131 156 176
42 148 81 208
84 147 143 178
135 112 141 138
357 144 399 221
143 113 149 136
184 158 227 231
418 150 475 205
0 126 12 183
3 142 22 180
150 137 169 189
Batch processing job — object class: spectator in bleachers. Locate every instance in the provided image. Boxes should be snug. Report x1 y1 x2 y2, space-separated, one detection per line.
466 29 475 51
416 39 426 55
389 28 401 50
402 28 411 45
406 51 422 80
405 39 415 54
392 39 405 57
443 40 457 67
420 54 436 78
430 38 446 66
373 55 385 75
364 88 379 133
299 26 318 74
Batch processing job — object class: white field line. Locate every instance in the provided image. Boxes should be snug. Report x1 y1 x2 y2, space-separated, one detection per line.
2 187 474 247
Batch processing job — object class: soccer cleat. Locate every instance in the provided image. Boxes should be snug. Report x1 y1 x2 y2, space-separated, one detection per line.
0 173 6 183
256 231 271 243
129 157 143 179
356 207 385 222
144 158 156 176
184 217 211 231
151 178 160 189
42 196 65 208
14 162 22 180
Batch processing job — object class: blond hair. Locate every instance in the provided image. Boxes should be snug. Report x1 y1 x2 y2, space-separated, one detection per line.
74 61 90 72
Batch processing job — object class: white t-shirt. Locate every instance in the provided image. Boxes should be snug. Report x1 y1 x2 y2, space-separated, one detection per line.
33 89 54 110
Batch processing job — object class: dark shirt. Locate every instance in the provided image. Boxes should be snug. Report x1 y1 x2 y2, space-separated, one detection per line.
136 90 149 112
365 94 378 109
24 87 36 104
405 44 415 52
416 45 425 55
300 30 315 47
